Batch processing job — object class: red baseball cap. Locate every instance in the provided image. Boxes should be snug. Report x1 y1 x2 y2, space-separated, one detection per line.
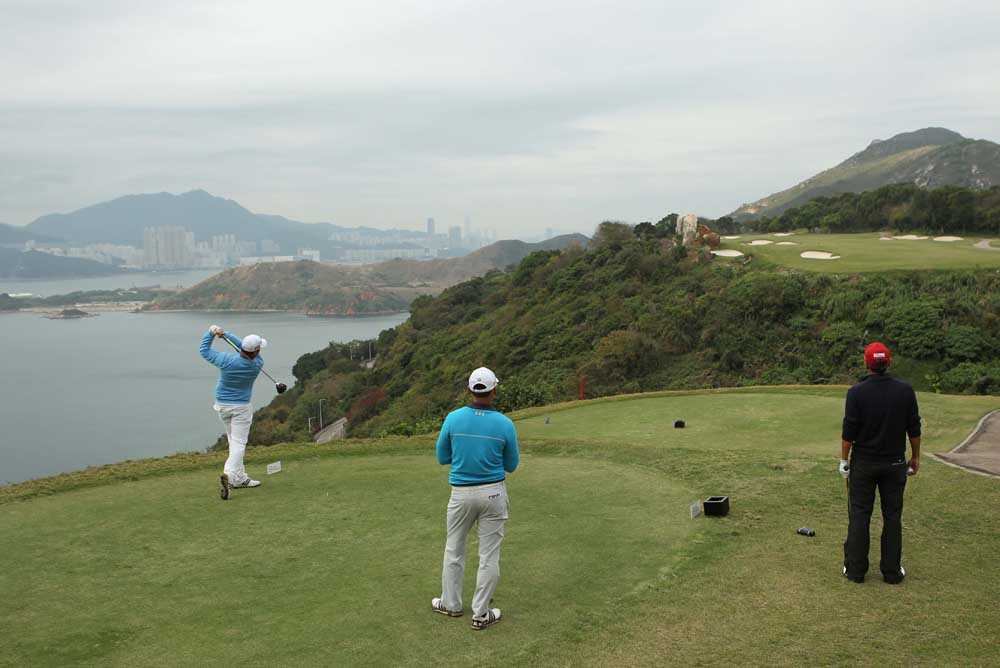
864 342 891 367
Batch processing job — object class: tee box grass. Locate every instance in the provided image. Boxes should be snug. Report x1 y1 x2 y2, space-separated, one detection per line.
1 387 998 667
716 232 1000 272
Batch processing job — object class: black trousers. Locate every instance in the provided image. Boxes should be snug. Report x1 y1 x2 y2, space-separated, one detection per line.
843 457 908 580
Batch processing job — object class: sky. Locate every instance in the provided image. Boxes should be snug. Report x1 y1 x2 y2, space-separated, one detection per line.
2 0 999 237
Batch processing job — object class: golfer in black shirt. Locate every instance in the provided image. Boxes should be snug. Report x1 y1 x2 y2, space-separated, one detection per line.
840 342 921 584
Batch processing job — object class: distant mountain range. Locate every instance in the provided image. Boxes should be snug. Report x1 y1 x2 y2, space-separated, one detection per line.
0 248 123 280
0 223 59 246
145 234 588 314
24 190 349 254
729 128 1000 221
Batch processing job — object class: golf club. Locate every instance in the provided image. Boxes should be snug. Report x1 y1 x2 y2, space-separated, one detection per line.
220 335 287 393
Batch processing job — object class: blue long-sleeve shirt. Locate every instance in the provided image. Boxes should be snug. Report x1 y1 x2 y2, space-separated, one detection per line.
436 404 519 485
199 330 264 404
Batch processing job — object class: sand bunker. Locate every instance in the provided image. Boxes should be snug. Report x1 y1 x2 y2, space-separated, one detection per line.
892 235 929 240
800 251 841 260
773 232 795 237
776 241 798 245
934 236 963 242
746 240 774 246
722 235 742 240
879 237 894 241
711 249 745 257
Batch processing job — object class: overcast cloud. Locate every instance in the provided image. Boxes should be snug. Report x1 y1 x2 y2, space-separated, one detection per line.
2 0 998 236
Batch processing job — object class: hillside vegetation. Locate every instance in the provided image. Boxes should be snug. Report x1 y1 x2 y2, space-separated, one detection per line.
146 234 587 313
245 220 1000 445
743 182 1000 235
730 128 1000 220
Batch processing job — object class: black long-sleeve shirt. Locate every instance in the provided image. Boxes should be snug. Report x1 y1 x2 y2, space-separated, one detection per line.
842 374 921 461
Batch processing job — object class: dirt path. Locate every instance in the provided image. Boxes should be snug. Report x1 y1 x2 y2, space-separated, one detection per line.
974 239 1000 251
933 409 1000 477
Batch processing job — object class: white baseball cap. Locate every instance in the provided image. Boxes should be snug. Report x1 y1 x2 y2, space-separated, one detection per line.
468 367 499 392
241 334 267 352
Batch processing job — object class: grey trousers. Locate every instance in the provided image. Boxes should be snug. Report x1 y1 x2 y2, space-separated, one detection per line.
440 481 509 617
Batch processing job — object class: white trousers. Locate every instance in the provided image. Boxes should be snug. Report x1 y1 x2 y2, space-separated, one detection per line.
440 481 509 617
215 403 253 484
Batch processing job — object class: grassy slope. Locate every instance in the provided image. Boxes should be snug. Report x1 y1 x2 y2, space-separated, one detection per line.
2 387 997 667
715 232 1000 272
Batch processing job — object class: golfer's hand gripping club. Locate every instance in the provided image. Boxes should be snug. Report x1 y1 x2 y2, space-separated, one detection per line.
220 333 287 394
838 459 850 480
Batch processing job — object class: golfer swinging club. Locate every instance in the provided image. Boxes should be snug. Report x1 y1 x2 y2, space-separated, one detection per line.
432 367 519 630
840 342 921 584
200 325 267 500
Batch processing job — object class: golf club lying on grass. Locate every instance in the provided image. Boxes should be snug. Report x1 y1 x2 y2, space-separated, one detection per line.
221 335 287 393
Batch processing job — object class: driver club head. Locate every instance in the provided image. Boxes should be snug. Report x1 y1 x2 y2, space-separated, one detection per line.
276 383 288 394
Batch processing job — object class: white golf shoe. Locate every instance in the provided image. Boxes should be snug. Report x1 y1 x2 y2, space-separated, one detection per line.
431 598 463 617
471 608 502 630
230 476 261 489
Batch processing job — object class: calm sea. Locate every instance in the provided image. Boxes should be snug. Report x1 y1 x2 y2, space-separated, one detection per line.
0 268 222 297
0 310 408 484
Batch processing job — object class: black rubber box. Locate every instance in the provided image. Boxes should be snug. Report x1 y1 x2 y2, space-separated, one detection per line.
704 496 730 516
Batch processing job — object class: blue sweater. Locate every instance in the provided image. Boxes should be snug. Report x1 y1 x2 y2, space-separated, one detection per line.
199 331 264 404
436 405 519 485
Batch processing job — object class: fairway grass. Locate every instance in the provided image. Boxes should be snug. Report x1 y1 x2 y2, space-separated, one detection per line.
716 232 1000 272
2 387 998 667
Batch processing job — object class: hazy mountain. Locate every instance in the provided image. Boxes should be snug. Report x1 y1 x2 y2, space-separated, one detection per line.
0 223 60 246
729 128 1000 221
0 248 123 279
146 233 588 313
25 190 340 252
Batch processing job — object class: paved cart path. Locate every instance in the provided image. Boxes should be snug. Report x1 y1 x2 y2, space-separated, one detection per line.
934 409 1000 477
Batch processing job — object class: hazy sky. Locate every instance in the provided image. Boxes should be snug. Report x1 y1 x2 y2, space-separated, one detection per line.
2 0 998 236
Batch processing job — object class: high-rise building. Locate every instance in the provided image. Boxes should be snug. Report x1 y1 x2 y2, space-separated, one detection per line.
448 226 462 248
143 226 194 268
426 217 436 237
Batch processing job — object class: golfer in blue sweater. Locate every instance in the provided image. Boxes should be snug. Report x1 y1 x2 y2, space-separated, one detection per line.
432 367 519 630
200 325 266 500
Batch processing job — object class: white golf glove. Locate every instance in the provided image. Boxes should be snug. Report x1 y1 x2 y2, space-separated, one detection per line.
209 325 223 336
839 459 850 479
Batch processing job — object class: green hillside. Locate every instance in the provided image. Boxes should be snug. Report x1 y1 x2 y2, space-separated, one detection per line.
2 389 997 667
146 235 587 313
741 183 1000 236
730 128 1000 221
244 220 1000 446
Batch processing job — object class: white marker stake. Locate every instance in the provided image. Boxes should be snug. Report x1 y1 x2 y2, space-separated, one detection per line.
266 461 282 475
690 500 701 519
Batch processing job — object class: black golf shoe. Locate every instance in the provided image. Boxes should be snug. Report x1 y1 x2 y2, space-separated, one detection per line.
883 565 906 585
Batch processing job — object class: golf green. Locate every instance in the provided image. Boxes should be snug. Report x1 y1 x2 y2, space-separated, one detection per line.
714 232 1000 272
2 387 998 667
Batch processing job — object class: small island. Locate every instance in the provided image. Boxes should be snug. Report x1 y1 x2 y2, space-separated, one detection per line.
44 308 98 320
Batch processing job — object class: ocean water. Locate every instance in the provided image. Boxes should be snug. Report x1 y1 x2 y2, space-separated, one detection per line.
0 268 222 297
0 310 407 484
